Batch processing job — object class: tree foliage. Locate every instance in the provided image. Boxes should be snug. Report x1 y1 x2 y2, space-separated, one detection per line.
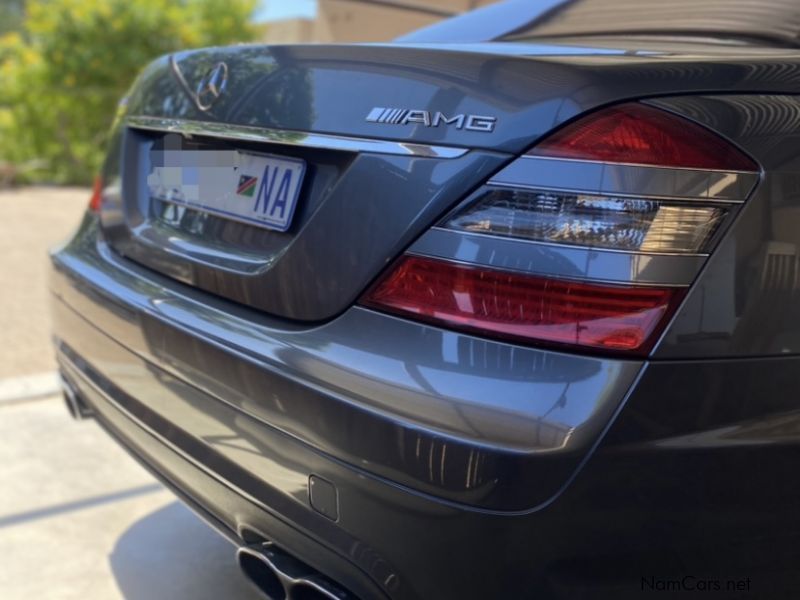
0 0 257 184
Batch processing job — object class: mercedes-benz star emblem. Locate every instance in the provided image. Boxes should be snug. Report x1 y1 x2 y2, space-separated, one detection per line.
194 62 228 111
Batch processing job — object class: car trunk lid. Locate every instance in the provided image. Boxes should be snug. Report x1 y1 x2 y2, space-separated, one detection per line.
99 41 790 320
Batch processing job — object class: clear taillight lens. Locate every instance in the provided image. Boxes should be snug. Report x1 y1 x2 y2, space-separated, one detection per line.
444 189 727 254
362 255 683 355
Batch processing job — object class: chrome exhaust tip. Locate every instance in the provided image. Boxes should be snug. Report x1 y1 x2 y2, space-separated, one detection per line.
291 575 349 600
236 543 352 600
237 544 290 600
60 374 93 420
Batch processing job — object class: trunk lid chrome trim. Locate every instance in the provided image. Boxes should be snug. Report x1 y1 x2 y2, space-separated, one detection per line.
126 116 469 159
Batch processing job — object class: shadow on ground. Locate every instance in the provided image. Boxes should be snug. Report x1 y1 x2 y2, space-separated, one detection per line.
110 501 262 599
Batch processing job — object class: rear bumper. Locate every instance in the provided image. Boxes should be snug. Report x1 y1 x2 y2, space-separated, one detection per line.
50 216 642 513
50 216 642 599
57 342 389 598
50 216 800 599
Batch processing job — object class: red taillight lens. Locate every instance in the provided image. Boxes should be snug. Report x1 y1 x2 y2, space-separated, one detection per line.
88 175 102 213
531 103 757 172
361 256 684 355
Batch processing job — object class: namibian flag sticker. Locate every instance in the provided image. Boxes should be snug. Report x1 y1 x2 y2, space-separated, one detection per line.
237 174 258 197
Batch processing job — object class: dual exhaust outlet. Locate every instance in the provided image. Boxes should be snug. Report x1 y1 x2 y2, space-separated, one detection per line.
59 370 352 599
237 542 353 600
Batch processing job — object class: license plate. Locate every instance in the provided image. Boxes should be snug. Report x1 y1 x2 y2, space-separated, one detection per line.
146 149 306 231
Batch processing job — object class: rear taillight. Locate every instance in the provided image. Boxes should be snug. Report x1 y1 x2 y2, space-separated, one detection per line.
361 102 759 356
531 102 758 171
444 189 728 254
362 256 684 354
88 175 102 213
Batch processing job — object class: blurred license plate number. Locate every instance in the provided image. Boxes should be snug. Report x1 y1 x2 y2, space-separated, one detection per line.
147 150 306 231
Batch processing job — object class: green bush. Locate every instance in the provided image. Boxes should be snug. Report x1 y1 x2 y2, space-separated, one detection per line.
0 0 257 185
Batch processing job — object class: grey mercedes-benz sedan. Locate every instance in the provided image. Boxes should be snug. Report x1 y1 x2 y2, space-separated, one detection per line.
51 0 800 598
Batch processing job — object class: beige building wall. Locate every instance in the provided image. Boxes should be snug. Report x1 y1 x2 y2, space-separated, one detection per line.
258 18 316 44
261 0 499 44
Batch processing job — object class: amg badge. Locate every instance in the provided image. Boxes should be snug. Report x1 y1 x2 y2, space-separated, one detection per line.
366 107 497 132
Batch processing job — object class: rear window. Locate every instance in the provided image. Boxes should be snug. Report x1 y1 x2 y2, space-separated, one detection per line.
500 0 800 46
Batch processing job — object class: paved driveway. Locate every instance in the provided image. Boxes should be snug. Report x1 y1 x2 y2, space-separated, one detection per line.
0 187 260 599
0 397 260 599
0 187 87 378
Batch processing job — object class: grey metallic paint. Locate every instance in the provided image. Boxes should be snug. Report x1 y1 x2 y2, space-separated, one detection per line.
409 227 707 285
51 216 641 511
103 127 508 320
125 43 800 153
108 42 800 323
490 156 758 202
651 95 800 358
48 34 800 600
